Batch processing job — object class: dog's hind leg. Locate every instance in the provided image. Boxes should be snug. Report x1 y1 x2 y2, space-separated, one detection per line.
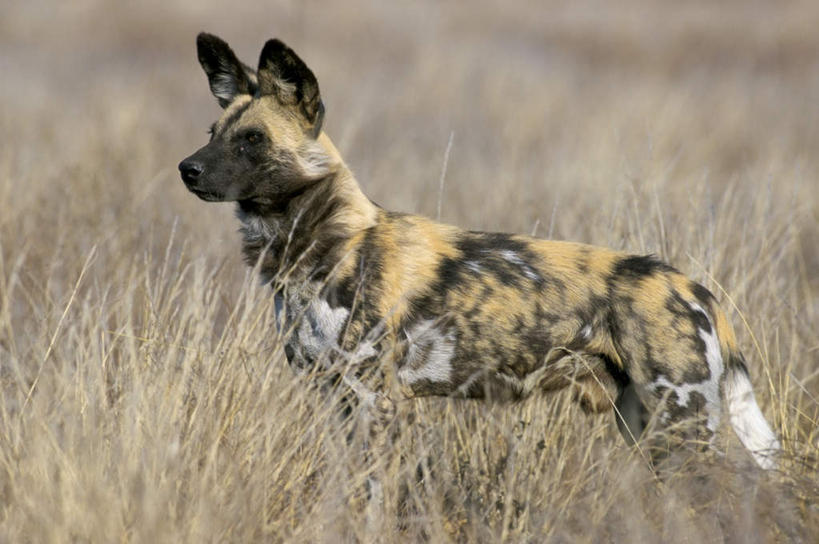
570 355 649 447
615 381 648 446
610 299 727 468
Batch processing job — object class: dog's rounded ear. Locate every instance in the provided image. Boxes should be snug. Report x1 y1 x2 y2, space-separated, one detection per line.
257 39 324 137
197 33 258 108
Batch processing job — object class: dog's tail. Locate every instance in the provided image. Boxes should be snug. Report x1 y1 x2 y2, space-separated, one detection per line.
713 307 781 469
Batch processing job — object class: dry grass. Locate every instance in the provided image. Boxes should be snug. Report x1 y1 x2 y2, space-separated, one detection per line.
1 1 818 541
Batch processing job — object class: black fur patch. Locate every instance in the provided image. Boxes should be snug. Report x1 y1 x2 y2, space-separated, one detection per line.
197 33 258 108
454 232 543 288
613 254 676 279
219 101 252 135
690 281 716 308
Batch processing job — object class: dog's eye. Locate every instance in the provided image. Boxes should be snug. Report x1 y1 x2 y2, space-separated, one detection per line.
245 131 263 144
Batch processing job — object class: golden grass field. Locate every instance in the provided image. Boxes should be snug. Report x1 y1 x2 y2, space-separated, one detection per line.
2 1 818 541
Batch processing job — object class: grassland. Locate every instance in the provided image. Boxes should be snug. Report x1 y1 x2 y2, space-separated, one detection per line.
1 1 818 541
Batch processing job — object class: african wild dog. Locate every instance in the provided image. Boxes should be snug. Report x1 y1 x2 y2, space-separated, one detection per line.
179 33 781 470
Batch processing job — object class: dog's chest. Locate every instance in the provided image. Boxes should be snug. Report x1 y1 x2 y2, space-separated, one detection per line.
275 288 352 371
274 285 460 391
237 208 281 282
238 209 276 245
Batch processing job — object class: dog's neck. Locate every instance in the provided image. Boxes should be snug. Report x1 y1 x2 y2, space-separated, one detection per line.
236 132 378 285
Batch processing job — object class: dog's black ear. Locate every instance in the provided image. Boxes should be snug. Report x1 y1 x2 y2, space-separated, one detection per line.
197 33 258 108
257 39 324 137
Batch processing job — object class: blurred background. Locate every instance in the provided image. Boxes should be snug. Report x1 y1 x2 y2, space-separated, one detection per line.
3 0 818 255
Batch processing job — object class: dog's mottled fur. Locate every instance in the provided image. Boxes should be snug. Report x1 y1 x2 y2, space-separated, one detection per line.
180 33 780 469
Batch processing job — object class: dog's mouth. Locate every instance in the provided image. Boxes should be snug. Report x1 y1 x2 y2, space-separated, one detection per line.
189 188 225 202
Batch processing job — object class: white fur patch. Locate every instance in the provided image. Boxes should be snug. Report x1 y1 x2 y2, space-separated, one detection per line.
347 340 378 363
296 298 350 360
297 141 332 179
499 249 541 281
724 369 781 469
212 72 239 101
650 301 723 433
465 261 483 274
398 320 455 385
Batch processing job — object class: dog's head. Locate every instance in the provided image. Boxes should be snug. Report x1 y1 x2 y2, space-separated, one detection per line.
179 33 331 204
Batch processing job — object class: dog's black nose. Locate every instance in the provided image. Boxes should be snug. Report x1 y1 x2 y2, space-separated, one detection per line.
178 160 204 184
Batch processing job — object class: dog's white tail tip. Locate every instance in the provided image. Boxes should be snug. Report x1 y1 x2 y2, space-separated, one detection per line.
724 367 780 469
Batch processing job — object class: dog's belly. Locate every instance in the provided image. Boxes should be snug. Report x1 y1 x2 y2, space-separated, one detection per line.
275 256 609 404
394 315 593 400
277 288 597 401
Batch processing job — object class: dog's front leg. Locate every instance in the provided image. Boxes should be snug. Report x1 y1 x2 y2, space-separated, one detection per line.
341 374 396 537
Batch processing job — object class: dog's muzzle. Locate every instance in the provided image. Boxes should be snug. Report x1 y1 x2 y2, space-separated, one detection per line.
178 159 204 186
